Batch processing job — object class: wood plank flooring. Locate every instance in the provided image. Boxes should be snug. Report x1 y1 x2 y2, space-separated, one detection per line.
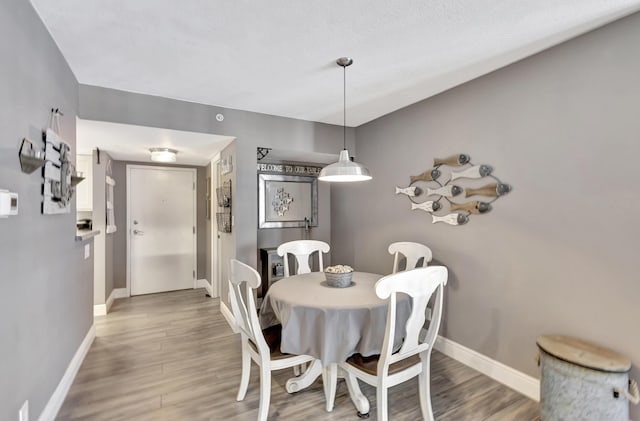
57 289 539 420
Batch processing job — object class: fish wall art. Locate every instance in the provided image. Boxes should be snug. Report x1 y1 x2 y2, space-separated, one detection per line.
396 153 511 226
434 154 470 167
395 186 421 197
409 168 441 183
450 165 492 181
426 185 463 198
411 201 441 212
431 213 468 225
449 201 492 214
465 183 511 198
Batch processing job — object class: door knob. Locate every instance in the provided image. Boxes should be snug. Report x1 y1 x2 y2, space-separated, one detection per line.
133 229 145 235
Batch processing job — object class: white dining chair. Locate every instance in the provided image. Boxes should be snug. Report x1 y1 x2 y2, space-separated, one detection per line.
276 240 330 375
388 241 433 273
277 240 330 277
339 266 448 421
229 259 315 421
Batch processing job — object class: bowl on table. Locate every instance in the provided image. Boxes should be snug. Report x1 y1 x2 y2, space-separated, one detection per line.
324 265 354 288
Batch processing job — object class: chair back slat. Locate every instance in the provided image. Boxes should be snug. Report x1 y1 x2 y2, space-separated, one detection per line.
375 266 448 370
277 240 330 277
388 242 433 273
228 282 254 339
229 259 269 352
424 281 444 348
401 294 429 352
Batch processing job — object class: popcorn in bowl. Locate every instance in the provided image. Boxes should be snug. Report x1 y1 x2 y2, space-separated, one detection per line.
324 265 354 287
324 265 354 274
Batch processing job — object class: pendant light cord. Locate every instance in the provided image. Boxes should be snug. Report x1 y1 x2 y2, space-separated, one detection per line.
343 63 347 150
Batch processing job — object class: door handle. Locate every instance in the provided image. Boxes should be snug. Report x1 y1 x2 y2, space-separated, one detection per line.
133 229 145 235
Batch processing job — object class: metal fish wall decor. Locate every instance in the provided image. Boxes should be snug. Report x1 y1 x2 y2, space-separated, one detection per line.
409 168 441 183
411 201 441 213
431 213 468 225
426 185 463 197
450 165 492 181
395 186 421 197
465 183 511 198
433 154 470 167
449 201 492 214
396 153 511 226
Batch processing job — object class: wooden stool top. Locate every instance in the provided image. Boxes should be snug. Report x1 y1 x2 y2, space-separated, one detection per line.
537 335 630 373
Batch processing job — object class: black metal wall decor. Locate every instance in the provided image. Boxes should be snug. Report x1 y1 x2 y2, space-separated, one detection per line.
39 108 83 215
257 147 271 161
396 154 511 225
216 180 232 233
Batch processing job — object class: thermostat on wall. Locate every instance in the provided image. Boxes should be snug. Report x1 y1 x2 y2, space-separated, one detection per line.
0 189 18 218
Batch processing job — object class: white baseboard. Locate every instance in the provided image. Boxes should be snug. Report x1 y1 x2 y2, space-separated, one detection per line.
434 335 540 402
196 279 214 297
94 288 128 316
105 289 116 313
93 303 106 317
220 301 238 333
111 288 129 299
38 324 95 421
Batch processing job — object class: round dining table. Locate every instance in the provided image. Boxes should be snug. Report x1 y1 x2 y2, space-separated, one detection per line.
259 271 412 414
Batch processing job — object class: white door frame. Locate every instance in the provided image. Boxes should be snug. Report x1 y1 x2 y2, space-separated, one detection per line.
126 164 198 296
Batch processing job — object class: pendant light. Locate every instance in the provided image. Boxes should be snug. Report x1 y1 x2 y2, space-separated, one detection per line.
318 57 372 182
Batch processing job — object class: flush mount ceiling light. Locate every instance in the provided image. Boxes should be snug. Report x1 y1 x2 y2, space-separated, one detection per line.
318 57 372 183
149 147 178 162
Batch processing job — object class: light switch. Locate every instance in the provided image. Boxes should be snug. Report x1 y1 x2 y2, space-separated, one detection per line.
84 244 91 259
0 189 18 218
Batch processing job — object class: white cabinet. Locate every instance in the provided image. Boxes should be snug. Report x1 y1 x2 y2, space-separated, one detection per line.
76 154 93 211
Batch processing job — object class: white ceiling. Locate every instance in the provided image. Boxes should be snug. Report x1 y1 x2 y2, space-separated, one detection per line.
77 118 234 165
34 0 640 127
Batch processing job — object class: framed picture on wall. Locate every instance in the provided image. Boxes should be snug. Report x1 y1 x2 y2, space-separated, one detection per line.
258 174 318 228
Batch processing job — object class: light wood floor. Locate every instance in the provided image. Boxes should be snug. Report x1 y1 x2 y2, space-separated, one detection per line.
57 289 539 420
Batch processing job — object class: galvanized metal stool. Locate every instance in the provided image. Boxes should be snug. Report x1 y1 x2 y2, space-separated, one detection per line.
537 335 639 420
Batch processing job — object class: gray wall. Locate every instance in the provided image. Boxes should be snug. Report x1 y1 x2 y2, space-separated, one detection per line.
113 160 127 289
0 0 92 419
110 160 209 289
333 10 640 414
78 86 351 273
91 149 114 304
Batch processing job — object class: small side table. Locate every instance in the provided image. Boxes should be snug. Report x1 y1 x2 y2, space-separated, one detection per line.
259 247 284 298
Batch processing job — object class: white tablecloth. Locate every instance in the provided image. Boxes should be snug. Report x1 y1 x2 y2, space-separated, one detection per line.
259 271 411 365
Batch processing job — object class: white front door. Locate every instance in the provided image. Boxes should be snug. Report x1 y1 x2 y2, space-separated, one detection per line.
128 166 196 296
